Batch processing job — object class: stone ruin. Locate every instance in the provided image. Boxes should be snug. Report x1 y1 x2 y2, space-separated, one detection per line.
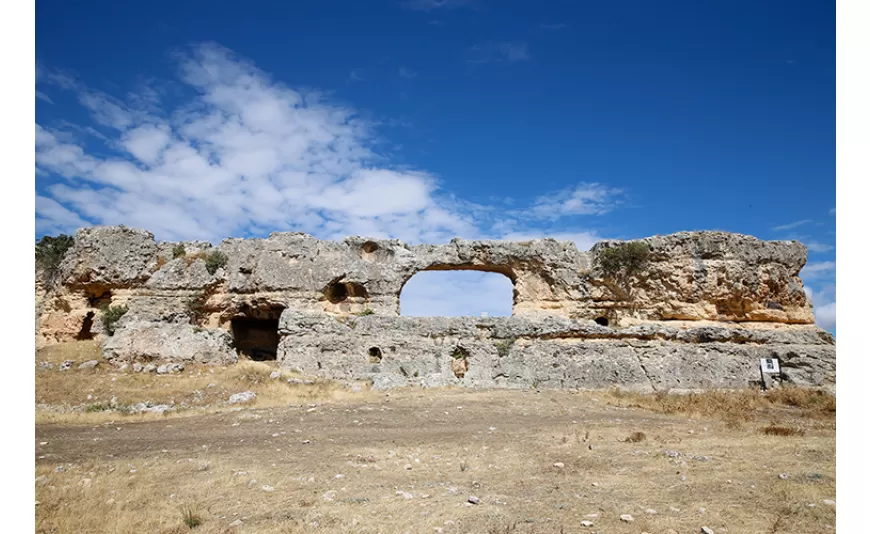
35 226 836 392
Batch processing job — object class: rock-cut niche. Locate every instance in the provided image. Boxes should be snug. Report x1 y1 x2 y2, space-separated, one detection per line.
230 304 285 361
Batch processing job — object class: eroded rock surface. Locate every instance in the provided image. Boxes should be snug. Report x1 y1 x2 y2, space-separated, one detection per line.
34 226 834 391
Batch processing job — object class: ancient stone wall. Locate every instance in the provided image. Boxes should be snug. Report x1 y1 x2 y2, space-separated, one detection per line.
34 226 835 392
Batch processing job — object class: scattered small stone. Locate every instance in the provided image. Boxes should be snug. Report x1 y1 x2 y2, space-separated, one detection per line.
334 474 345 479
37 362 54 370
105 498 115 505
553 462 565 469
322 490 337 501
670 506 681 513
229 519 243 527
404 464 413 470
396 490 413 499
701 527 715 534
645 508 658 514
143 363 157 373
466 495 481 505
78 360 99 370
699 507 706 514
580 520 594 527
117 363 129 372
664 449 681 458
157 363 185 374
779 473 789 480
269 370 281 379
229 391 257 404
59 360 74 371
620 514 634 522
823 499 836 506
585 514 599 518
132 363 144 373
261 485 275 492
591 482 599 487
692 455 712 462
54 466 66 473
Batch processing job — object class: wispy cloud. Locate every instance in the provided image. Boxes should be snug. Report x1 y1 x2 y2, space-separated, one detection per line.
526 183 623 219
773 219 812 232
803 285 836 332
539 22 568 30
804 241 834 253
467 42 531 64
399 66 418 79
348 69 366 82
829 207 835 216
400 0 477 11
36 91 54 104
801 261 836 279
35 42 615 249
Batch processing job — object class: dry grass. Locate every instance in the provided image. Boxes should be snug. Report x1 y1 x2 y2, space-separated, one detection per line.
36 341 368 424
762 424 807 437
36 343 835 533
35 386 836 534
604 386 836 427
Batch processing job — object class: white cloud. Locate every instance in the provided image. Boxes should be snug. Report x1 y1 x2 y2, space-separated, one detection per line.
804 241 834 253
527 183 622 218
773 219 812 231
35 42 615 248
540 23 568 30
36 91 54 104
400 0 476 11
467 42 531 64
400 271 513 316
399 66 418 79
815 302 836 331
801 261 836 279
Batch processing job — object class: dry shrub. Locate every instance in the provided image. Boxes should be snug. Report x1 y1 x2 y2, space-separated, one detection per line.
605 387 835 423
624 431 646 443
184 251 208 267
761 424 806 437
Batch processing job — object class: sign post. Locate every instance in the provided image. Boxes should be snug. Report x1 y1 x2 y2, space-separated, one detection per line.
759 358 781 390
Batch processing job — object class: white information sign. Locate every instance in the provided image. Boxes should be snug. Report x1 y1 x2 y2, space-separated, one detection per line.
760 358 780 374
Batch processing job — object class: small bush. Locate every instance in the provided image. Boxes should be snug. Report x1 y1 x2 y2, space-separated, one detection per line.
35 234 75 282
172 244 187 259
101 305 128 336
624 431 647 443
356 308 375 316
204 250 228 275
761 424 806 437
494 338 516 358
85 403 110 413
186 293 209 326
597 241 651 278
180 505 202 529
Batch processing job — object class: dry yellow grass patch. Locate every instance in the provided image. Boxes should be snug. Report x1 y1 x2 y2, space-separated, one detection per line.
36 341 369 424
36 387 836 534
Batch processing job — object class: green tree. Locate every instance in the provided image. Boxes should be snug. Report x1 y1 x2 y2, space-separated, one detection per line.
35 234 75 283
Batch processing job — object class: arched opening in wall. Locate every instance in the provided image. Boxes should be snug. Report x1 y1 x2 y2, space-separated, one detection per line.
594 316 609 327
230 304 285 361
399 268 515 317
76 312 95 340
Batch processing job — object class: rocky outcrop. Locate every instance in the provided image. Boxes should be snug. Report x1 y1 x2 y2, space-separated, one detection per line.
34 226 834 391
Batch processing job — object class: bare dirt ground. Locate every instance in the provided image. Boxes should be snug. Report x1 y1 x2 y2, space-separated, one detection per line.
35 380 835 534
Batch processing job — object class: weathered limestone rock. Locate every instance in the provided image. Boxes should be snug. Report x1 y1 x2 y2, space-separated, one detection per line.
34 225 834 391
102 320 237 365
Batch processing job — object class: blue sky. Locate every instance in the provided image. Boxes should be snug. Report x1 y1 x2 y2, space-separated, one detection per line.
34 0 835 331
